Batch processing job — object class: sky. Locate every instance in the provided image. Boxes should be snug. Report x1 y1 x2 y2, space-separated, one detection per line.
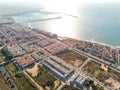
0 0 120 4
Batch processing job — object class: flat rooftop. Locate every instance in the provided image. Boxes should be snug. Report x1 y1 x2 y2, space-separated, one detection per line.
7 43 26 57
20 42 35 53
31 47 51 61
45 42 68 54
37 38 54 47
43 56 74 78
14 54 35 68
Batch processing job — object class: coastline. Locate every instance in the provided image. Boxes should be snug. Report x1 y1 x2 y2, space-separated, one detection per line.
32 28 119 50
12 15 120 48
28 22 120 48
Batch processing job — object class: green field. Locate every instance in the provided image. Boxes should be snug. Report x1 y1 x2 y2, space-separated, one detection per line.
5 62 37 90
61 85 81 90
28 65 60 90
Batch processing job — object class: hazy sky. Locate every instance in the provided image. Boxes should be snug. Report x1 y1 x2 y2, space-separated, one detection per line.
0 0 120 3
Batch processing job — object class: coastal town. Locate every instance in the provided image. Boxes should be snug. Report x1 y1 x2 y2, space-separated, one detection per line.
0 16 120 90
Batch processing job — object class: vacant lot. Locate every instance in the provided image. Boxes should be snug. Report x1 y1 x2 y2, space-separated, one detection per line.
26 63 39 77
0 72 10 90
61 85 81 90
62 38 79 46
5 62 37 90
27 65 60 90
83 60 120 89
57 50 88 67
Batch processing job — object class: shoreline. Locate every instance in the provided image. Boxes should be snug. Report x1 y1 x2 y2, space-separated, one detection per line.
30 26 120 48
41 30 120 49
11 14 120 47
11 16 120 49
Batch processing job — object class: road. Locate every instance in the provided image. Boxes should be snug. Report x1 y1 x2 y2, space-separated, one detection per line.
72 48 120 90
73 48 120 73
56 82 65 90
79 58 91 70
88 76 111 90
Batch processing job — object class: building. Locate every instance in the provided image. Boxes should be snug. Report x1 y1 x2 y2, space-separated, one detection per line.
20 42 35 53
32 29 57 38
7 43 26 57
116 47 120 65
37 38 54 47
42 56 74 82
75 40 118 65
0 16 14 24
45 42 68 55
70 72 88 89
31 47 51 62
14 54 35 70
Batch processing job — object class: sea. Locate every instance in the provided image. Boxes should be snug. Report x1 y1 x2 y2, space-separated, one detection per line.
0 2 120 46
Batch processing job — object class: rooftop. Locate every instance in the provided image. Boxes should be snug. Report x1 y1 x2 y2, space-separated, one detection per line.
43 56 74 79
14 54 35 69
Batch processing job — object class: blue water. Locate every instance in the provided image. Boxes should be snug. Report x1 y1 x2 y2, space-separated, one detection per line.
1 3 120 46
77 3 120 46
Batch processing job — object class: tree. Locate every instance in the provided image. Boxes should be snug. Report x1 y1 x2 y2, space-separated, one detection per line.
85 81 90 87
6 54 13 60
89 80 94 85
1 47 13 60
91 84 98 90
46 80 54 86
0 42 3 47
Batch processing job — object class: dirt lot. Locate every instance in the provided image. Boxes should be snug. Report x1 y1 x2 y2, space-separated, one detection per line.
26 63 39 77
105 77 120 90
83 60 120 89
54 80 60 89
57 50 88 67
62 38 79 46
29 65 60 90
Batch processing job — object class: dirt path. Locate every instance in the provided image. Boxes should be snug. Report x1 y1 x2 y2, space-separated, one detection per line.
54 80 60 89
23 70 44 90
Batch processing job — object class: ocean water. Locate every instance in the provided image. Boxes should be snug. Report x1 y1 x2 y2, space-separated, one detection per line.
1 3 120 46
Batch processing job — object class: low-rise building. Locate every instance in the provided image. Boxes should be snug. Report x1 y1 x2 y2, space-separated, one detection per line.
25 31 46 43
116 47 120 65
37 38 54 47
31 47 51 62
7 43 26 57
20 42 35 53
42 56 74 82
33 29 57 38
45 42 68 55
14 54 35 70
75 40 118 65
70 72 88 89
0 16 14 24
